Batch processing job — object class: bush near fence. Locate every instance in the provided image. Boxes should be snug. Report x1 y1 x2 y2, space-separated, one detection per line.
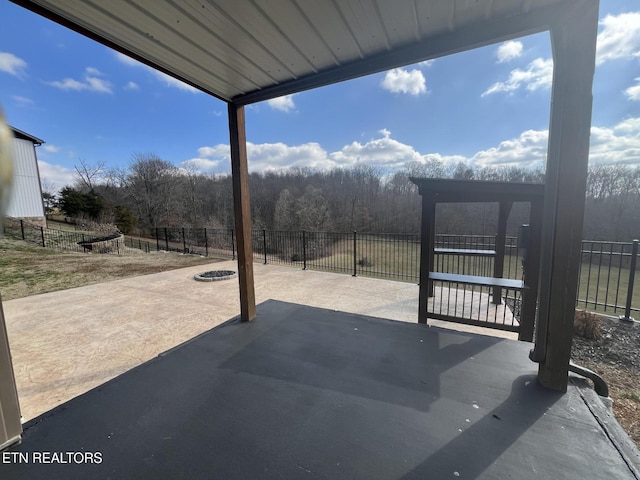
5 218 639 316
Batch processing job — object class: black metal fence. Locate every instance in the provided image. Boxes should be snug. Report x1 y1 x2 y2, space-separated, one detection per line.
577 239 639 319
5 218 639 316
4 218 126 254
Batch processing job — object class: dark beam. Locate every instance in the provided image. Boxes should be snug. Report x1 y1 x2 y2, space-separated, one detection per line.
234 1 584 106
228 104 256 322
536 2 599 391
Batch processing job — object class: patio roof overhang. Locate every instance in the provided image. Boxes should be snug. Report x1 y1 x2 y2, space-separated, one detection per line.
12 0 573 106
6 0 600 397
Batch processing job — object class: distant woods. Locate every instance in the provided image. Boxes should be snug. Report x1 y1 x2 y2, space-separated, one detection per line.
53 154 639 241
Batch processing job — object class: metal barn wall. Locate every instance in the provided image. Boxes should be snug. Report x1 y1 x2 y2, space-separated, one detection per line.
7 137 45 220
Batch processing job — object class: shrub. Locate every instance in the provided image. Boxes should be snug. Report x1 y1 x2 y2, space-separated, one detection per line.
574 310 602 340
357 257 373 268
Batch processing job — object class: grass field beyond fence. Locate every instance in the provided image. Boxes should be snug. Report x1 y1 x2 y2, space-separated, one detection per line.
7 219 640 317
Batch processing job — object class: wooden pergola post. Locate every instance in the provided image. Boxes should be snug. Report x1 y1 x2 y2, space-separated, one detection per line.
492 201 512 305
228 103 256 322
536 3 599 391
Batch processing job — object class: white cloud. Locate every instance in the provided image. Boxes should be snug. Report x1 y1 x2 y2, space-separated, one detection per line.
589 118 640 165
0 52 27 77
115 51 198 93
496 40 523 63
151 70 199 92
47 69 113 94
266 94 296 112
124 81 139 91
42 145 60 153
482 57 552 97
441 118 640 168
114 52 139 66
38 118 640 188
197 145 229 159
249 142 331 171
37 160 75 191
12 95 34 107
596 12 640 65
181 158 220 172
329 130 423 168
625 78 640 101
417 59 435 68
381 68 426 95
191 130 428 173
85 67 103 76
190 141 332 173
469 129 549 167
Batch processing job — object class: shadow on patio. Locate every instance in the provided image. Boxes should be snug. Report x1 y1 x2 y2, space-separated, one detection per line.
2 299 638 479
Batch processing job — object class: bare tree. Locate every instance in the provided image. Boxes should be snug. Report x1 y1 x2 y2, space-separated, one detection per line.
125 153 180 231
74 158 104 192
40 179 58 215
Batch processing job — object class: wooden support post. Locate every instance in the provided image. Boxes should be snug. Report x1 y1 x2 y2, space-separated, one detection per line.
519 199 543 342
228 103 256 322
537 4 598 391
492 201 512 304
418 195 435 324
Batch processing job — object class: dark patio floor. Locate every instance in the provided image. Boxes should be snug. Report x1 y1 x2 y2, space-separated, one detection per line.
2 300 638 479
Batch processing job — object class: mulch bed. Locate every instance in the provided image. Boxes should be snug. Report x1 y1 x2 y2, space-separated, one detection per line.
571 315 640 448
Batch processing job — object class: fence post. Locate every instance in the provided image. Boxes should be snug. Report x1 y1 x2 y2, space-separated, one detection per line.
620 239 639 322
353 230 357 277
20 220 24 240
40 227 45 247
263 229 267 264
303 230 307 270
164 228 169 251
182 227 187 253
204 228 209 257
231 228 236 260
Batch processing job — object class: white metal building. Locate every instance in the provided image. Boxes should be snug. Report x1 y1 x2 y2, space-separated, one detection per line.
7 127 46 226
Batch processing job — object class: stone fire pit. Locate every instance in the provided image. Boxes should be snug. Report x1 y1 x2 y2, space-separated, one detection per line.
193 270 237 282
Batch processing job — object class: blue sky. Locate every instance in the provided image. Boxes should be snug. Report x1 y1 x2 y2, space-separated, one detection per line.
1 1 639 191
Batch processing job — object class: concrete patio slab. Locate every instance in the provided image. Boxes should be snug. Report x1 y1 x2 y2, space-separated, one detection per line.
4 260 509 420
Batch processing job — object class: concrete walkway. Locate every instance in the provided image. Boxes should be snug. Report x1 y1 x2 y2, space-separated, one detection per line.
4 261 515 421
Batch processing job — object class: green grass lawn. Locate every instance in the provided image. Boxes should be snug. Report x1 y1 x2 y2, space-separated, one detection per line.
317 237 640 315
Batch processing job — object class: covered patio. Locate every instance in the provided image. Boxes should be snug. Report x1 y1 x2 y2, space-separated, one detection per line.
3 297 639 479
2 0 632 477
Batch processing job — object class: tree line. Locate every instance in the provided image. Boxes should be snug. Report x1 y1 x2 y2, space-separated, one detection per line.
49 154 639 241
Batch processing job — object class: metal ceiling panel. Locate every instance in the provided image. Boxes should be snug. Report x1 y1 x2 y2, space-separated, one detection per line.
296 1 372 60
13 0 571 104
376 0 422 44
251 0 344 71
338 0 397 57
207 0 317 80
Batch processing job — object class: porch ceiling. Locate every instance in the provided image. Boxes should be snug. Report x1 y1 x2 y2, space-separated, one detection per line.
13 0 570 105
